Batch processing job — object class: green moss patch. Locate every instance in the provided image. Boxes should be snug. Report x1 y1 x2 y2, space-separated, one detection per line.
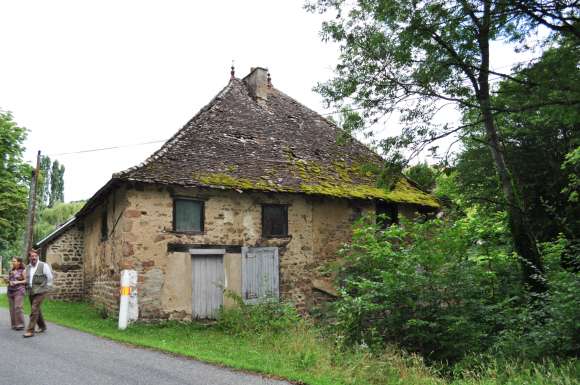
193 162 439 208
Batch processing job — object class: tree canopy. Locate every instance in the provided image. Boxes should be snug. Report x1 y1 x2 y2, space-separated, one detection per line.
308 0 580 292
34 200 85 243
0 111 31 259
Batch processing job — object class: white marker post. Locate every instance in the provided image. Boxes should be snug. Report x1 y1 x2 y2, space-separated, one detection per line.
127 270 139 323
118 269 137 330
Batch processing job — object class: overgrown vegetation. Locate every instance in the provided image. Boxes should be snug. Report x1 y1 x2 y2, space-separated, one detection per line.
217 293 301 335
2 296 577 385
302 2 579 382
330 213 578 364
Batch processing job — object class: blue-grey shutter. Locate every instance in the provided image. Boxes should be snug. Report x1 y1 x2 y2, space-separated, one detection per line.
241 247 279 304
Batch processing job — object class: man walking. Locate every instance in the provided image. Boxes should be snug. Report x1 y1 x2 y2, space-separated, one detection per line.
23 249 53 338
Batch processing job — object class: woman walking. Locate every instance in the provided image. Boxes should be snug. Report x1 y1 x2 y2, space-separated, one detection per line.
7 257 26 330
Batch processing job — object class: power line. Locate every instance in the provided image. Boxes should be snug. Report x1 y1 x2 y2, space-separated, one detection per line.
47 139 167 156
45 57 541 157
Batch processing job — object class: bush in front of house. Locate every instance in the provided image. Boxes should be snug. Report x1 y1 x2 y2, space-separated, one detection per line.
330 211 579 364
217 293 301 336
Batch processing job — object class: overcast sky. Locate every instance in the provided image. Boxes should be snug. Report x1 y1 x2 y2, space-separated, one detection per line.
0 1 532 203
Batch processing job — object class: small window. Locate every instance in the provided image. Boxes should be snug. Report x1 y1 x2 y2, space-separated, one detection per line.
376 201 398 228
262 205 288 237
100 207 108 241
173 199 204 232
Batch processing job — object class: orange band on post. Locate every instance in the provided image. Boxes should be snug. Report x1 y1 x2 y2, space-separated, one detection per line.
120 286 131 296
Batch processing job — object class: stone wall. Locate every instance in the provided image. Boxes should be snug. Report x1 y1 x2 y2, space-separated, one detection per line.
112 184 376 319
310 198 374 307
86 272 119 315
50 269 84 301
80 183 428 320
45 224 84 301
82 187 129 315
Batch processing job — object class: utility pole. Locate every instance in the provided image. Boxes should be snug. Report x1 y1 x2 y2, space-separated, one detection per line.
22 150 41 262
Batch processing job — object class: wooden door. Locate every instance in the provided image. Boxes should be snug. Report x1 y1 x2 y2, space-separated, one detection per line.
191 255 224 319
241 247 279 304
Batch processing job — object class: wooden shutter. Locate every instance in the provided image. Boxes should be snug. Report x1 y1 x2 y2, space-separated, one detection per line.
191 255 224 319
241 247 279 304
174 199 203 232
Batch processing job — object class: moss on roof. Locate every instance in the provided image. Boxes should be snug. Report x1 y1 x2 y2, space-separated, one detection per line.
118 78 439 208
194 167 439 208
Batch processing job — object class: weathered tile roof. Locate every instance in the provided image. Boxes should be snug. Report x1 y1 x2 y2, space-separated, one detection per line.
115 74 438 208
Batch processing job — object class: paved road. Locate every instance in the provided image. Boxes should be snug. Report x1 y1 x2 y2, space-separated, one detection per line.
0 308 289 385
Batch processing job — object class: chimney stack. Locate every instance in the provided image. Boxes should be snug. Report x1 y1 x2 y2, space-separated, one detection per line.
244 67 270 102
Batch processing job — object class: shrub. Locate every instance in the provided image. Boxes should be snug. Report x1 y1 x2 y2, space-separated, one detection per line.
491 237 580 359
333 213 509 362
217 292 301 336
331 210 579 364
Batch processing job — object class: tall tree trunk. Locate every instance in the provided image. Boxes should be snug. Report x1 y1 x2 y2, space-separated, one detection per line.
478 2 546 293
480 94 546 293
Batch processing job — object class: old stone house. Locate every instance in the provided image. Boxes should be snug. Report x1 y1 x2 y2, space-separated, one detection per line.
36 67 438 320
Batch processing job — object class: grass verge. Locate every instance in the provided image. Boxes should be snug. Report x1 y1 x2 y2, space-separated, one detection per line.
0 297 576 385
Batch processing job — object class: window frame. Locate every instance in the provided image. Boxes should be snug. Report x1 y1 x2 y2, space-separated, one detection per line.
172 197 205 234
261 204 289 238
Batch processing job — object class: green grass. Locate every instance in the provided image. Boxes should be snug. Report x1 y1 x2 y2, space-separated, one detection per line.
1 296 576 385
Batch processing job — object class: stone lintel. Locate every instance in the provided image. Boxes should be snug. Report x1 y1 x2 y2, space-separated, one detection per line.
167 243 242 254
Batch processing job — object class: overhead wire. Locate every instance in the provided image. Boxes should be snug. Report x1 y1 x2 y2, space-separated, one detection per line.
47 139 167 157
41 58 541 157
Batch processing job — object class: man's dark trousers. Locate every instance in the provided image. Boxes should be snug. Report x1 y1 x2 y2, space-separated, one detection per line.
27 293 47 333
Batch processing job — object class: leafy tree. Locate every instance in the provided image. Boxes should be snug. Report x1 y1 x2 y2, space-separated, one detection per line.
513 0 580 39
0 111 31 259
456 40 579 269
404 162 437 192
34 201 85 243
562 147 580 204
49 159 65 207
37 155 52 210
307 0 580 292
